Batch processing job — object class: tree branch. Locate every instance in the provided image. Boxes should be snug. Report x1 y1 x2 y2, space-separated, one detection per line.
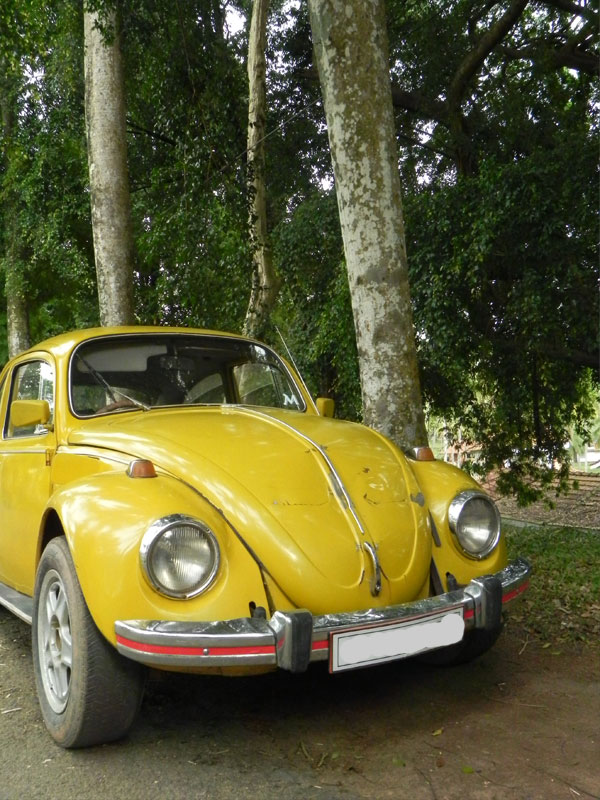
544 347 600 370
502 42 599 74
483 335 599 370
396 131 453 159
536 0 598 24
126 118 177 146
448 0 529 108
299 68 450 125
446 0 528 174
390 86 448 124
502 13 599 75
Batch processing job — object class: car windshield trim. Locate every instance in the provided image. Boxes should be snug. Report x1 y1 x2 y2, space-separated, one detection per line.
68 332 307 417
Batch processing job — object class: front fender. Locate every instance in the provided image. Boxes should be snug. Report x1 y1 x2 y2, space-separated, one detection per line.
48 471 270 645
407 459 508 589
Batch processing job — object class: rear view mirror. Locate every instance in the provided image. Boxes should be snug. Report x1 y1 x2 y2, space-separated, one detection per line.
316 397 335 418
10 399 51 429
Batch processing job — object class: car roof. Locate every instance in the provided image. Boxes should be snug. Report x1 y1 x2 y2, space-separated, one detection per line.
21 326 252 359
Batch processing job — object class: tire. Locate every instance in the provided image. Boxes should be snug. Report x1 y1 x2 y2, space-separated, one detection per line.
418 625 503 667
32 537 145 748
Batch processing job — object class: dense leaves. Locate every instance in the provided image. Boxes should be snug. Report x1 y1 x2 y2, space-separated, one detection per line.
391 0 599 495
272 190 361 421
119 0 252 329
1 1 97 348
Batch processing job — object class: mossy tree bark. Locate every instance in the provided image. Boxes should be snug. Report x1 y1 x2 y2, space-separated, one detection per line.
1 70 30 357
243 0 279 339
84 3 134 327
5 268 30 358
308 0 427 450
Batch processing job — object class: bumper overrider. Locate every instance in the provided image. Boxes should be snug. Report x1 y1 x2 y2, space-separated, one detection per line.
115 557 531 674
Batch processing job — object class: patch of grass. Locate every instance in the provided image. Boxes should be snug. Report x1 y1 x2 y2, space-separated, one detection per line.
504 524 600 648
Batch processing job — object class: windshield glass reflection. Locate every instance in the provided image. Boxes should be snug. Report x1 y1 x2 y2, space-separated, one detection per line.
70 334 306 416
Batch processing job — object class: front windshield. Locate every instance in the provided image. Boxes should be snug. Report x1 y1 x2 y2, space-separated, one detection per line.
70 334 306 416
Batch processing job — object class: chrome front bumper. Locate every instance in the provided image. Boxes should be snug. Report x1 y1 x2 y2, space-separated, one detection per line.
115 557 531 673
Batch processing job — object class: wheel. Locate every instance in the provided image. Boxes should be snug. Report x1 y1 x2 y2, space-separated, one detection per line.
32 537 145 748
418 625 503 666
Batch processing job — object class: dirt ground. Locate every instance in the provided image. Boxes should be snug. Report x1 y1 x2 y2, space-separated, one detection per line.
491 472 600 531
1 604 598 800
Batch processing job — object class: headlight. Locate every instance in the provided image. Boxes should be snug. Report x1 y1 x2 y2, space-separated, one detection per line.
448 490 501 559
140 515 220 598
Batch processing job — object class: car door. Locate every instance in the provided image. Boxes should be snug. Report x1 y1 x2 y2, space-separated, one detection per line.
0 358 56 595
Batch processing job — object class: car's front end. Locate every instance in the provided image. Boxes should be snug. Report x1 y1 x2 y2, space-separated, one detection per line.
115 555 530 673
0 327 531 747
57 386 531 675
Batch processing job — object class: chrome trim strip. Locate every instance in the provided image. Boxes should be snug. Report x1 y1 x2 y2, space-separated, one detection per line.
55 445 131 467
0 581 33 624
233 407 366 535
0 449 49 455
363 541 382 596
309 592 468 654
115 617 278 668
115 557 531 669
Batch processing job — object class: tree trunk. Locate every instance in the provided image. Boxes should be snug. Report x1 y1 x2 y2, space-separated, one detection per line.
84 3 135 327
1 70 31 357
307 0 427 450
6 275 30 357
243 0 279 339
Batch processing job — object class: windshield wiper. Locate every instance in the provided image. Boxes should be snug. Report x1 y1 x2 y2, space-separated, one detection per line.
76 354 150 411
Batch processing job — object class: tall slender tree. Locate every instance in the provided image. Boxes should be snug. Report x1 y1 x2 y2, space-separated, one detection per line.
307 0 427 450
84 1 134 326
243 0 279 338
0 25 31 356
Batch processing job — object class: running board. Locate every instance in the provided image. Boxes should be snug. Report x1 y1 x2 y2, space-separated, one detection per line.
0 581 33 624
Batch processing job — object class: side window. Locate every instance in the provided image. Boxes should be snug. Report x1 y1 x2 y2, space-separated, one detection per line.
232 362 303 409
5 361 55 438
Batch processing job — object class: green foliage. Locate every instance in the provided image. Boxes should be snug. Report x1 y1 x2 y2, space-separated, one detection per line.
0 0 98 360
272 190 361 421
265 1 332 208
405 121 598 498
505 524 600 647
119 0 252 330
384 0 599 496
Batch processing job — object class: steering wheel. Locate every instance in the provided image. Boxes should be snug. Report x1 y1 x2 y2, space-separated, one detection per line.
96 399 139 414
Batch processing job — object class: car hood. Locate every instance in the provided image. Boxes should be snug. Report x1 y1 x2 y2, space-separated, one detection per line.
68 407 432 613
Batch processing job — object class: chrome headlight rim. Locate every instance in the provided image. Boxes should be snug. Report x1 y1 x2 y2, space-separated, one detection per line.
448 490 501 560
140 514 220 599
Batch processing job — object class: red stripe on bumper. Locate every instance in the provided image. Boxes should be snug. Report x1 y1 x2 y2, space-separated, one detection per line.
116 635 276 658
503 580 530 604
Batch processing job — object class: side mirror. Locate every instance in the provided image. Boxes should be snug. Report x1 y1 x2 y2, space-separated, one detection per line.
10 399 52 429
316 397 335 418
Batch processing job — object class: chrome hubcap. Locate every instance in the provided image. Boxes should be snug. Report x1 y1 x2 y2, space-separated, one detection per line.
38 571 72 713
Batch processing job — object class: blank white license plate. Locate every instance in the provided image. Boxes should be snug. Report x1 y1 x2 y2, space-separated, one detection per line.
330 609 465 672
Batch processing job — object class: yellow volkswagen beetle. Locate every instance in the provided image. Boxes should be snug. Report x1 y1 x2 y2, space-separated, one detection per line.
0 327 530 748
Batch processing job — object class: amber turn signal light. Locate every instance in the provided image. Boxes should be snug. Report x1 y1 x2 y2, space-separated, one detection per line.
127 459 157 478
414 447 435 462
